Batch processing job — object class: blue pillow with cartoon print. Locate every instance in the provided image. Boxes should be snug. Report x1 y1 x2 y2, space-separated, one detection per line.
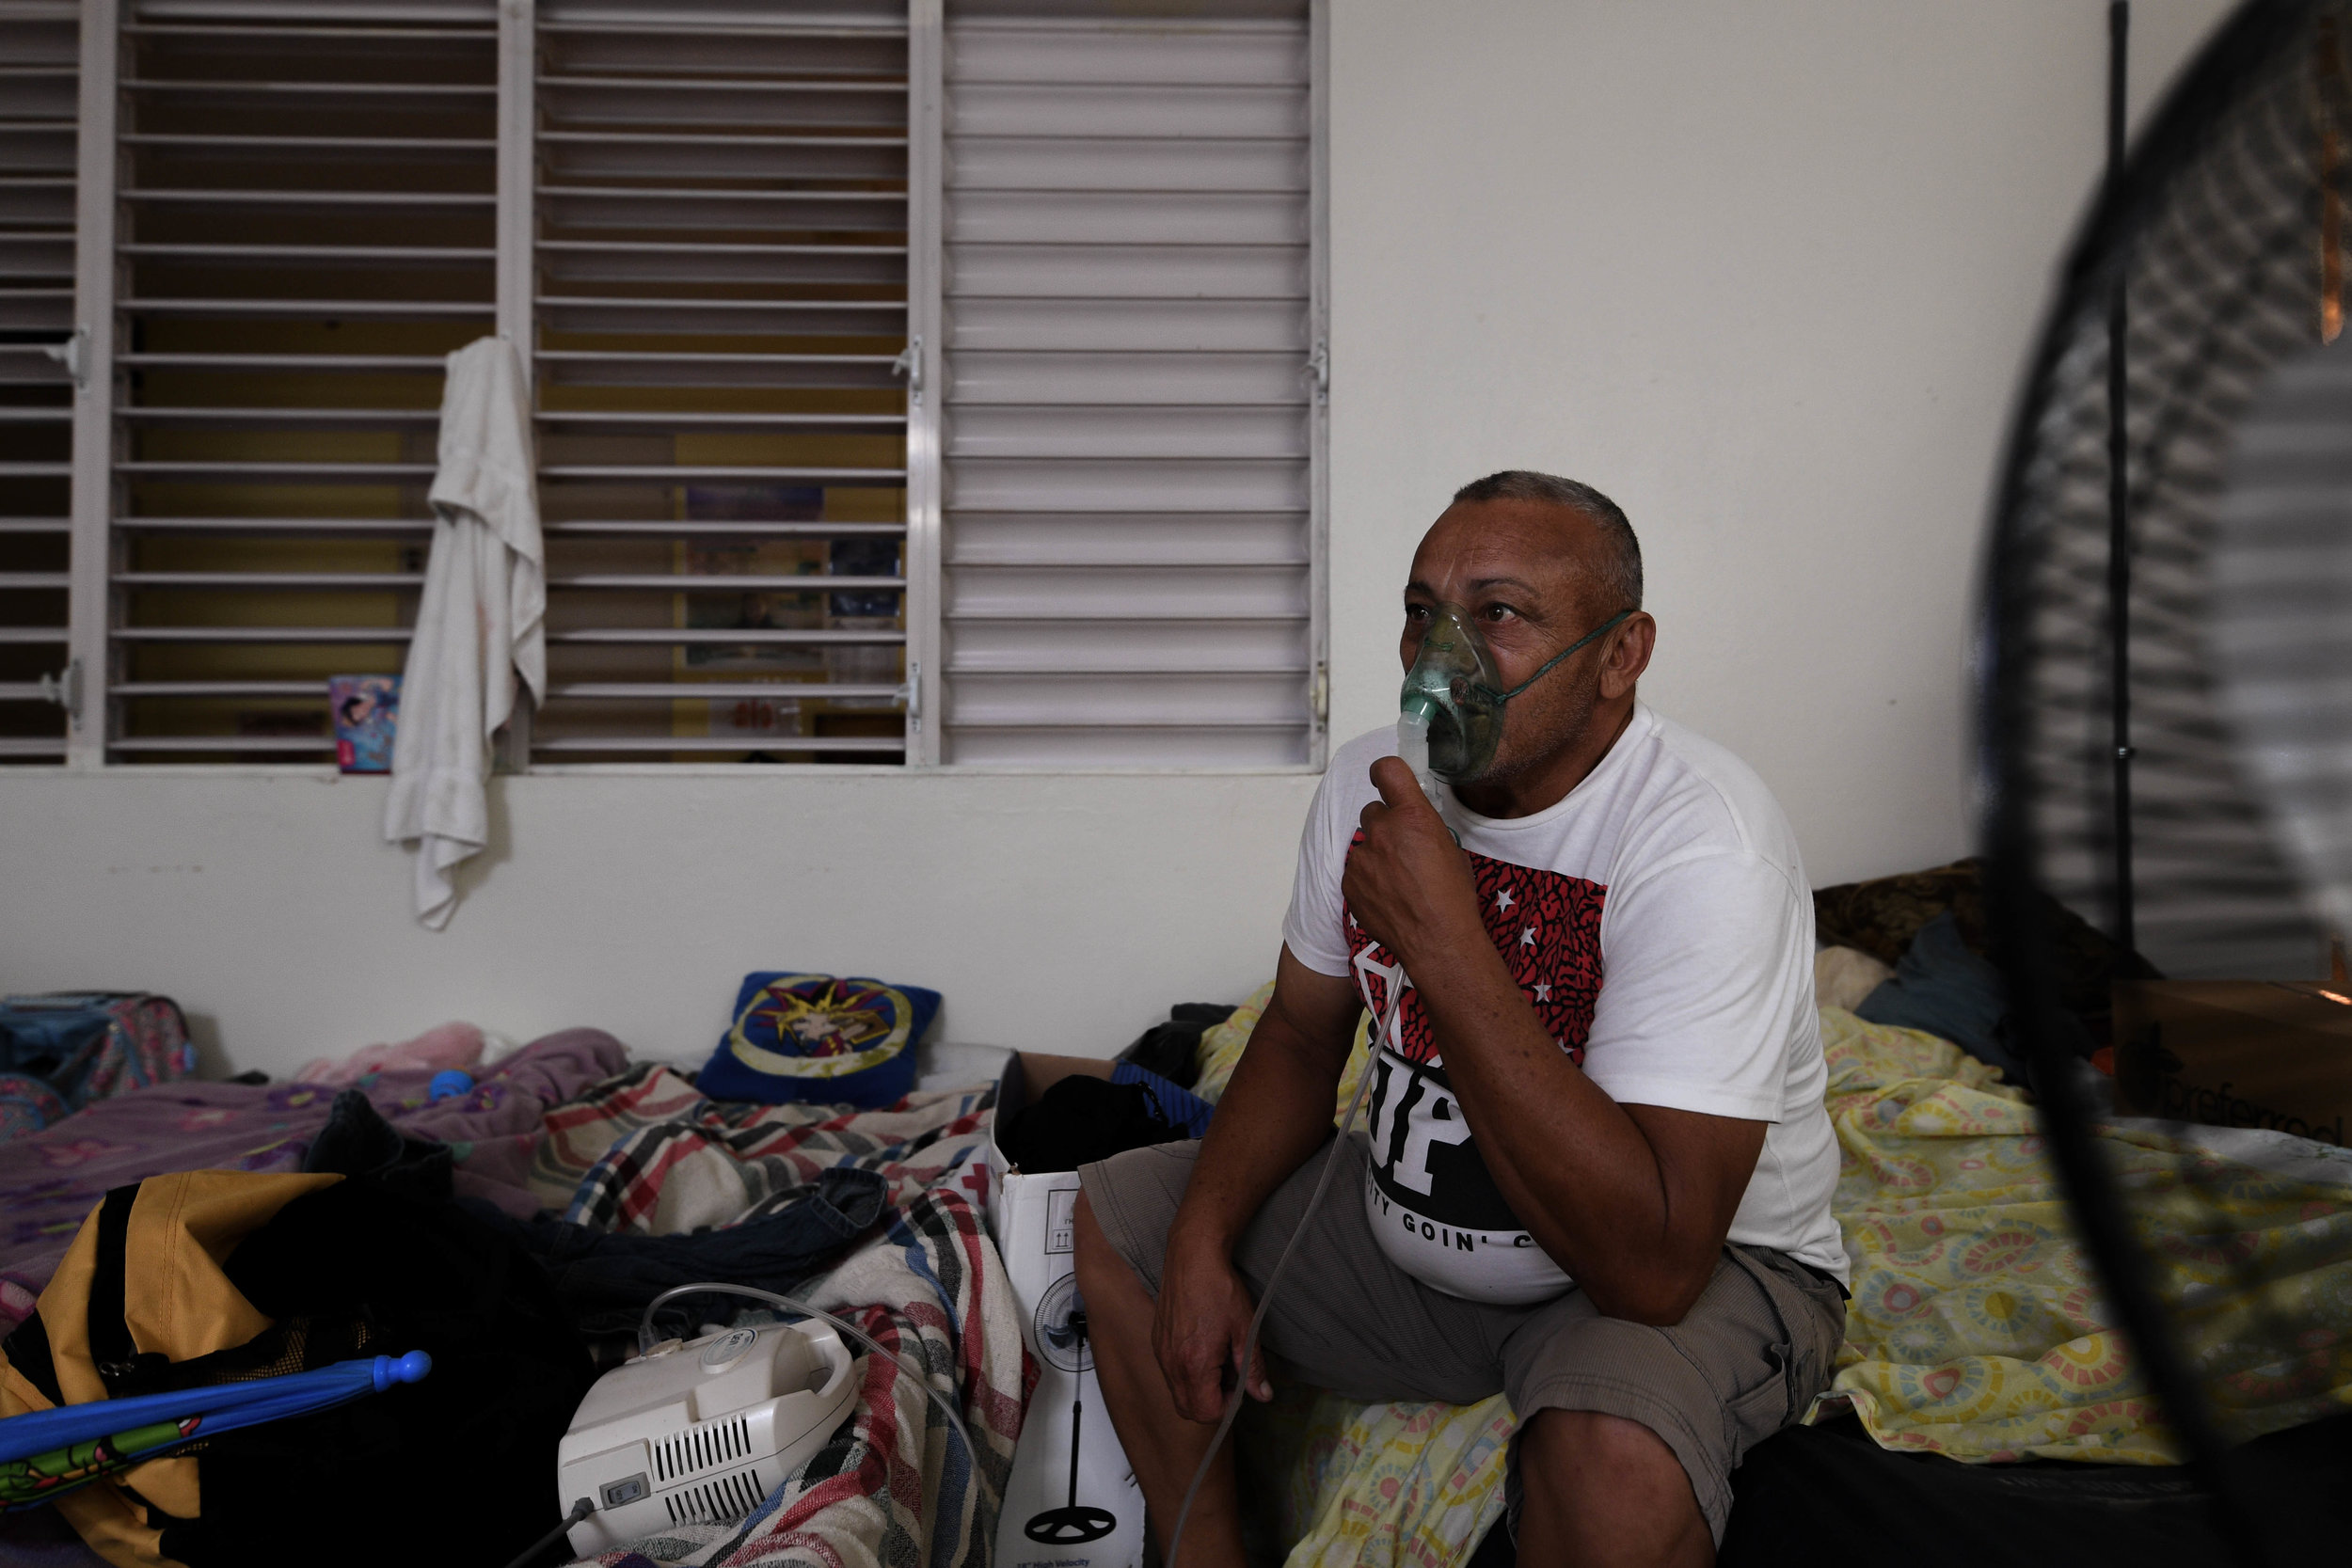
694 972 943 1110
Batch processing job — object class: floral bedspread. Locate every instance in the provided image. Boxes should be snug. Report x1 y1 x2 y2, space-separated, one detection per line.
1823 1008 2352 1461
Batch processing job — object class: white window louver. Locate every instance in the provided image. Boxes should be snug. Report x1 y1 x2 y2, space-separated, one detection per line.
529 0 922 765
0 0 78 763
938 5 1322 766
19 0 1323 772
107 1 501 760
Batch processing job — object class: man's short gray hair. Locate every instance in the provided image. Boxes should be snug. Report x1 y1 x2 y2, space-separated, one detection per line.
1451 469 1643 611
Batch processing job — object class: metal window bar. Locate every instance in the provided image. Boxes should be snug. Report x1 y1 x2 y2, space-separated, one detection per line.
0 1 78 764
105 5 501 764
70 0 1317 770
527 0 915 767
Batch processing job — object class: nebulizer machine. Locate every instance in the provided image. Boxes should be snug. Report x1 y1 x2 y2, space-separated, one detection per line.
1166 602 1629 1561
511 1284 981 1568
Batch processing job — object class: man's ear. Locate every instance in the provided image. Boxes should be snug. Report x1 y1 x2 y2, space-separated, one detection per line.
1598 613 1656 700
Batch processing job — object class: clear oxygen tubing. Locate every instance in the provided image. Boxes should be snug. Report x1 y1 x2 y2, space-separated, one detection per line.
1163 964 1406 1568
629 1282 977 1500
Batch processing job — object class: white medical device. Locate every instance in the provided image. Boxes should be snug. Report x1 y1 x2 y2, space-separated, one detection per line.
556 1319 859 1557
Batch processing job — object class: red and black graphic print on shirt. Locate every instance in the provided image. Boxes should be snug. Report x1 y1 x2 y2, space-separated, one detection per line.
1342 838 1609 1302
1343 836 1606 1069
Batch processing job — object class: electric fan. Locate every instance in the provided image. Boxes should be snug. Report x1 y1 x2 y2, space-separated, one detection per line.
1983 0 2352 1552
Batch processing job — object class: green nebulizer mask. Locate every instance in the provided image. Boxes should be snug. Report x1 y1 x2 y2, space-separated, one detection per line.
1396 605 1630 799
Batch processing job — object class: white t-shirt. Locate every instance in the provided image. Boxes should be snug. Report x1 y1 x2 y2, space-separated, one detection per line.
1280 705 1847 1306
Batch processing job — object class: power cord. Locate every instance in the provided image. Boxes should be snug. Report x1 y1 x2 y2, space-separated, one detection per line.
1164 1017 1388 1568
498 1497 594 1568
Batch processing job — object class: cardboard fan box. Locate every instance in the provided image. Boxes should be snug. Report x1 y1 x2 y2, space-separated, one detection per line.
2112 980 2352 1146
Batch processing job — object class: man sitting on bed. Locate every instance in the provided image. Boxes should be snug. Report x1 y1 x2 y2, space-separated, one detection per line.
1074 470 1849 1568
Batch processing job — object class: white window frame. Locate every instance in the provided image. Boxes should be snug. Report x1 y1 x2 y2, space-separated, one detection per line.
60 0 117 770
48 0 1325 776
906 0 946 768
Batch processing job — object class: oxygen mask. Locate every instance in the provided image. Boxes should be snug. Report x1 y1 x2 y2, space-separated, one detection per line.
1395 604 1630 800
1397 603 1505 793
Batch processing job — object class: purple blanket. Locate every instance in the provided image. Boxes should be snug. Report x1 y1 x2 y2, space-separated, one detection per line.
0 1028 628 1333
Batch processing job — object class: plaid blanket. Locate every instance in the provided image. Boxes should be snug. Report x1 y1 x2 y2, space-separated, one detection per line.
531 1064 995 1231
549 1069 1030 1568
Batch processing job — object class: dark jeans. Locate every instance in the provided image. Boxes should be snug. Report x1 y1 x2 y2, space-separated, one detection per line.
308 1086 893 1341
463 1164 890 1339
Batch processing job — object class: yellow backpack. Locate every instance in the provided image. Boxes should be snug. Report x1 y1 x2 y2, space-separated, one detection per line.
0 1171 341 1568
1 1167 593 1568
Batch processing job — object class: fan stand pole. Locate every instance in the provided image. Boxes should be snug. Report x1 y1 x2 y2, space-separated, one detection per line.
2106 0 2138 960
1067 1311 1086 1509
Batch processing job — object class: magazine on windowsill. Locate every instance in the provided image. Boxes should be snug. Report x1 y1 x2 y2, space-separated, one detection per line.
328 674 400 773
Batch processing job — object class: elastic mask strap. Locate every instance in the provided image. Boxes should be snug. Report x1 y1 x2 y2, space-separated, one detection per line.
1493 610 1630 702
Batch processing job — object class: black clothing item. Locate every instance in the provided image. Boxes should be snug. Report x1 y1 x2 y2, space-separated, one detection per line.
997 1074 1188 1175
1117 1003 1236 1090
467 1164 890 1340
302 1086 453 1198
151 1179 597 1568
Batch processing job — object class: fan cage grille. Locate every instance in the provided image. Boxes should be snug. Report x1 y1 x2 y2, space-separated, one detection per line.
2001 0 2352 980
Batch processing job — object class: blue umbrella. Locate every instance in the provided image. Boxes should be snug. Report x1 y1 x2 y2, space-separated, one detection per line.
0 1351 431 1506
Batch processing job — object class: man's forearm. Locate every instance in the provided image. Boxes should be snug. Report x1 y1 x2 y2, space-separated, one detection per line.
1168 1016 1346 1260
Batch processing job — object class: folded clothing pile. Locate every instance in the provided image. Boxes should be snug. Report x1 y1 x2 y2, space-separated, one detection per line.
0 1028 630 1335
0 996 194 1143
1811 857 2156 1081
995 1064 1215 1174
474 1164 888 1347
296 1082 896 1357
291 1019 497 1087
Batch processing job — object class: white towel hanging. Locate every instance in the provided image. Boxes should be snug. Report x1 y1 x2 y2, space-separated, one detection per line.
383 337 546 929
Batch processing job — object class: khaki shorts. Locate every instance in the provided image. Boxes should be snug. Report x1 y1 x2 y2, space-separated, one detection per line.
1079 1132 1846 1544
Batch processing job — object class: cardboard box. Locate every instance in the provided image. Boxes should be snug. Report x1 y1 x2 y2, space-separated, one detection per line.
982 1053 1148 1568
2112 981 2352 1145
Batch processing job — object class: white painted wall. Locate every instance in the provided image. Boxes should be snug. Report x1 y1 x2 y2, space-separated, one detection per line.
1321 0 2234 863
0 768 1313 1075
0 0 2234 1075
